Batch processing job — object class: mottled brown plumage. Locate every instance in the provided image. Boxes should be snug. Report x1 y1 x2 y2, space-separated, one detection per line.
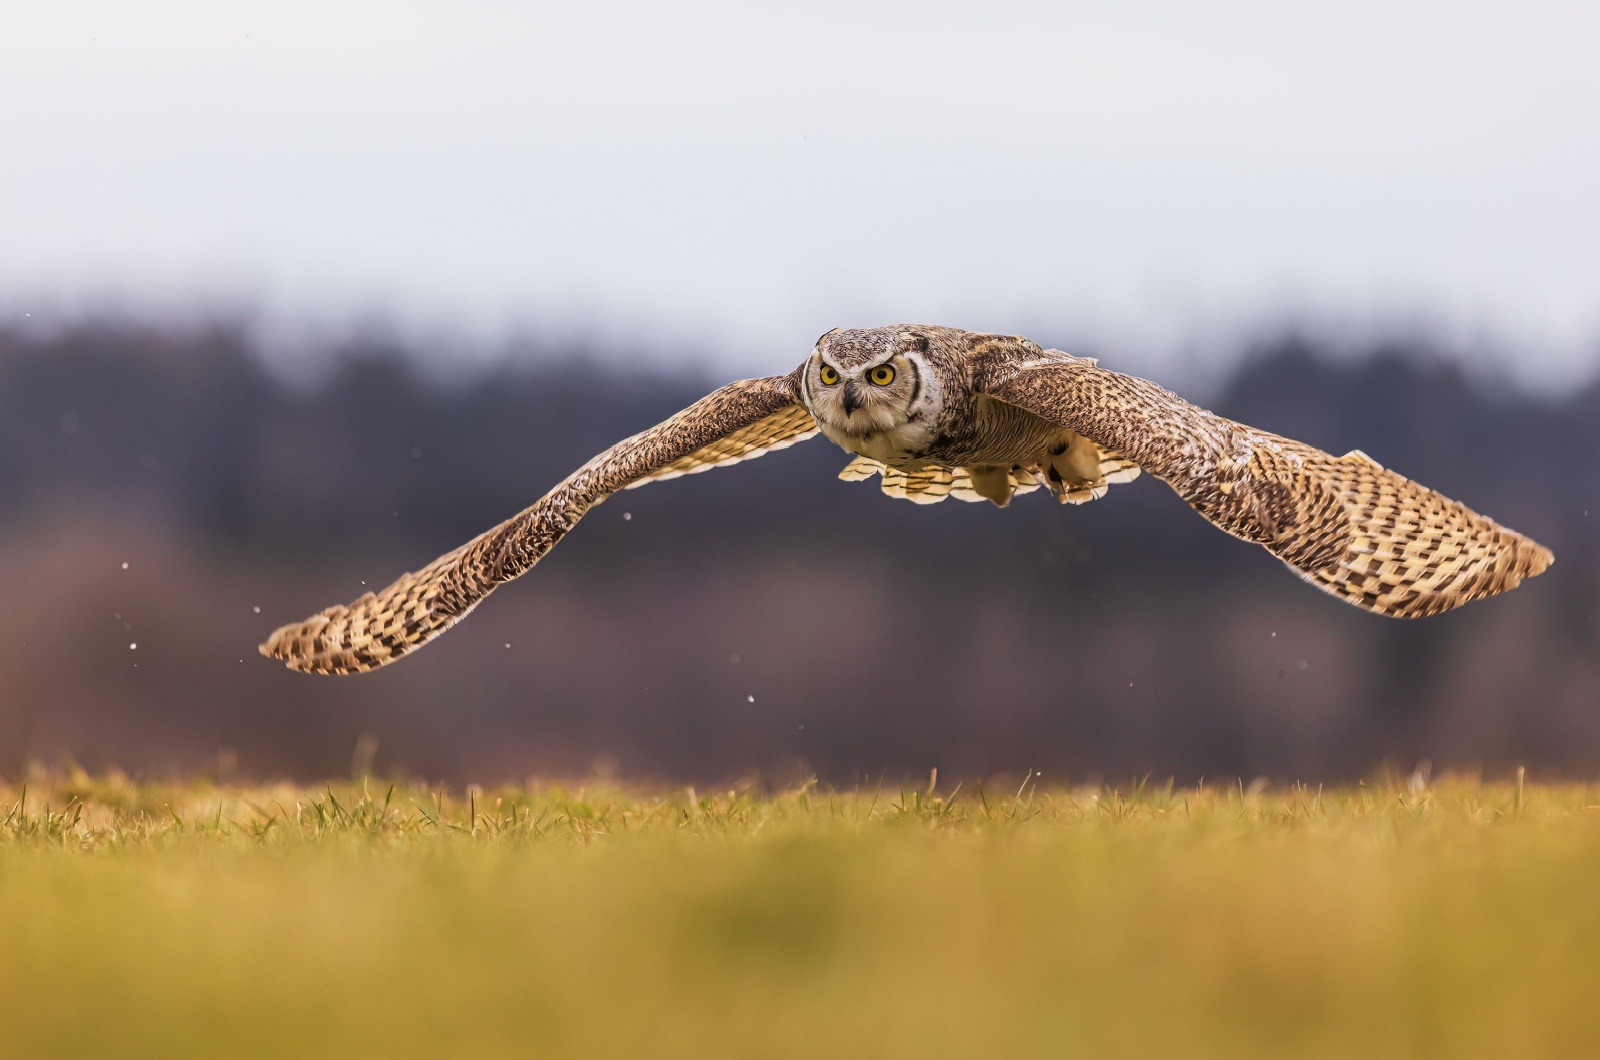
262 325 1553 674
630 403 818 485
262 373 803 674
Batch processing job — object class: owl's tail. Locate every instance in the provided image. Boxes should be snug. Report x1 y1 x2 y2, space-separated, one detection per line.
1185 448 1553 618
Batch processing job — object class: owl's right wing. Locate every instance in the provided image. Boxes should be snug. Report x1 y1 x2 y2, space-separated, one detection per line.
628 403 818 485
260 371 813 674
975 349 1553 618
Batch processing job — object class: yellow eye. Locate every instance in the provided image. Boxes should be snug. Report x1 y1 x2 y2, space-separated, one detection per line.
869 364 895 386
819 364 840 385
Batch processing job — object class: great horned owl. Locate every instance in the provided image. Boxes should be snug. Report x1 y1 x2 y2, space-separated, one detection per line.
262 325 1552 674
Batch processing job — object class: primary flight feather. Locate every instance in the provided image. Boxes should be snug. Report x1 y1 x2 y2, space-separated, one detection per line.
262 326 1553 675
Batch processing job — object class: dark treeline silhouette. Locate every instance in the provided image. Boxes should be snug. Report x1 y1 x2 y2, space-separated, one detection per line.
1 324 1595 784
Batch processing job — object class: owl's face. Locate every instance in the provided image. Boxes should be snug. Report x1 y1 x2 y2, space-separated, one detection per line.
805 328 941 439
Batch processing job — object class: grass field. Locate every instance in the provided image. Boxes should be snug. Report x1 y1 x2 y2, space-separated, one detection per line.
3 770 1599 1059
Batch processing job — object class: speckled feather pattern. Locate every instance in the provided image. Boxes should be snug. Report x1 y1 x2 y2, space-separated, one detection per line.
262 325 1552 674
975 344 1553 617
628 404 818 485
261 373 803 673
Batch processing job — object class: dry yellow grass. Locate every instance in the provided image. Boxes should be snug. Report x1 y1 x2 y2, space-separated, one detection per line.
2 770 1599 1058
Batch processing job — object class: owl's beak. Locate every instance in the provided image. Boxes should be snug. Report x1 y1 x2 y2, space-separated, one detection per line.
841 381 864 415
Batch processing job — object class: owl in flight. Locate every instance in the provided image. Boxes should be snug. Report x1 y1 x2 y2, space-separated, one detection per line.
262 326 1552 675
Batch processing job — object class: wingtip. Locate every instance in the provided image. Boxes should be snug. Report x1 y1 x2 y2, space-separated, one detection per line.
1506 526 1555 581
257 622 293 664
258 615 336 675
258 633 313 673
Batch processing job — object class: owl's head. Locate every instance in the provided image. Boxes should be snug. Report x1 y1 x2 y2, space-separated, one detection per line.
805 327 942 437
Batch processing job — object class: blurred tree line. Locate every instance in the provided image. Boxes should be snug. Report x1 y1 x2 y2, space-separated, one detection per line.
0 324 1594 784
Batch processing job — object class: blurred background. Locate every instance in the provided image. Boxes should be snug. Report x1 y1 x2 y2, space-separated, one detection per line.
1 2 1595 784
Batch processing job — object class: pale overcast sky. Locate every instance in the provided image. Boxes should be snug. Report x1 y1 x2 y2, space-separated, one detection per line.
2 1 1597 383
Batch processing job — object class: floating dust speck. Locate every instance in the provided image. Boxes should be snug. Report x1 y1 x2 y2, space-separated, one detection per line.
128 642 138 651
1296 659 1309 671
120 561 129 570
252 606 261 614
504 643 511 649
623 512 632 521
746 694 755 703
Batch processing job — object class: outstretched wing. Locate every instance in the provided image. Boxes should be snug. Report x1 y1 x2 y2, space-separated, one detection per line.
261 372 809 674
628 403 818 486
976 350 1553 617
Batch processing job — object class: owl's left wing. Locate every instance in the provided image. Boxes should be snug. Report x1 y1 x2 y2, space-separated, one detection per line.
975 350 1552 618
261 371 810 674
